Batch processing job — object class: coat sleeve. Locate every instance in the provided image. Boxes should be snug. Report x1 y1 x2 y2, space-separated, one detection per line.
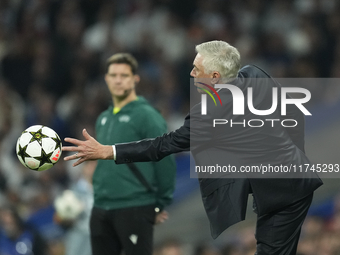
115 114 191 164
115 98 220 164
282 103 306 153
277 89 306 153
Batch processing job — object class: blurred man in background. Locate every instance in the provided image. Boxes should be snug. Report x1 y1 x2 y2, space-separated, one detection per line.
88 53 176 255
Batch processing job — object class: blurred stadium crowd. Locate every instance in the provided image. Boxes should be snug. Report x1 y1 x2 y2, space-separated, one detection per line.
0 0 340 254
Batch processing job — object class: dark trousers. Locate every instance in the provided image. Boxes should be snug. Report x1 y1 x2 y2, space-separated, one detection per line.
90 205 156 255
255 193 313 255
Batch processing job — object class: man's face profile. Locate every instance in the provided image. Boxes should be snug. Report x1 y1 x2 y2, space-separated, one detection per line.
105 63 139 99
190 53 220 93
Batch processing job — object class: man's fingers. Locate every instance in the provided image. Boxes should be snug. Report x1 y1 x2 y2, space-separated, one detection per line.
64 137 83 146
62 129 99 166
82 129 92 140
155 212 169 224
64 153 79 161
62 146 80 152
64 153 87 166
160 215 168 221
73 157 87 167
64 155 72 161
64 129 92 145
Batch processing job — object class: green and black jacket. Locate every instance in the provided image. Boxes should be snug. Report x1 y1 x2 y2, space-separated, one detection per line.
93 97 176 211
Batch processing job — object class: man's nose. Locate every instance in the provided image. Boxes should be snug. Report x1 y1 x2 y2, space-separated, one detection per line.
114 76 123 83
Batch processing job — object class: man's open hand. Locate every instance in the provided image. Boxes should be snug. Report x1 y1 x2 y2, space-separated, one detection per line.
63 129 113 167
155 210 169 225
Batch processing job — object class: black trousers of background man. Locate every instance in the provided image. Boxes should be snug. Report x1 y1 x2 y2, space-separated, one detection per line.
255 193 314 255
90 205 156 255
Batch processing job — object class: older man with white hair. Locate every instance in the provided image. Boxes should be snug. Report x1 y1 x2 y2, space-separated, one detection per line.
63 40 322 255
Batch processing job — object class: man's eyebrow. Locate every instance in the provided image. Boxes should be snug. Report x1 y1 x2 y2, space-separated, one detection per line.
193 64 199 70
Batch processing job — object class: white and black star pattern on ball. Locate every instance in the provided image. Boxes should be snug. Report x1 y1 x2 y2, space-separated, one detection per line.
16 125 62 171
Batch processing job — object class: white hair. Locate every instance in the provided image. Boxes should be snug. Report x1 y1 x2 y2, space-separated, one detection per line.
195 40 241 82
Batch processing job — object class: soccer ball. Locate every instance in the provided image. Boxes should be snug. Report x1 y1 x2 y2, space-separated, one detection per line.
54 190 84 221
16 125 62 171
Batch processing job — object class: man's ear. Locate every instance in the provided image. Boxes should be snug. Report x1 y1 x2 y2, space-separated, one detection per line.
211 72 221 84
134 74 140 85
104 74 109 85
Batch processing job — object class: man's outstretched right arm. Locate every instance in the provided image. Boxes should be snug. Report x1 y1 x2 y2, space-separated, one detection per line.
63 115 190 166
115 124 190 164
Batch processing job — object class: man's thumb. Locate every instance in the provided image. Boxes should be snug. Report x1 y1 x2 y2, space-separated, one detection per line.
83 129 91 140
